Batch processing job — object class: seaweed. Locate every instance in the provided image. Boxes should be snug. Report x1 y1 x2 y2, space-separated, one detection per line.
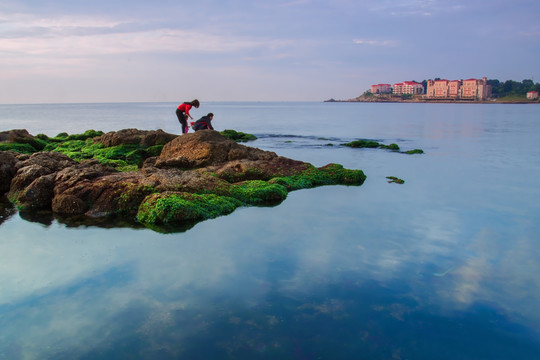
220 129 257 142
343 139 423 154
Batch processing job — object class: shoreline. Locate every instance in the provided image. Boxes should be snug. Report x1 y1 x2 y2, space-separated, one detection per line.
325 98 540 105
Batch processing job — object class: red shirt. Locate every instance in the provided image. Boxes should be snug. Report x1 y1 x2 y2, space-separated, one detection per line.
177 103 192 116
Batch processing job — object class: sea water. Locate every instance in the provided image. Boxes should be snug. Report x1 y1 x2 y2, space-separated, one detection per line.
0 102 539 359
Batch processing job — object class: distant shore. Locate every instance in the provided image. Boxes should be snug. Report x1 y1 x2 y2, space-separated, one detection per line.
325 95 540 104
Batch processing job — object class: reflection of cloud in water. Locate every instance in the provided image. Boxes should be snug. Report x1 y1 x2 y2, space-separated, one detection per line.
0 185 539 357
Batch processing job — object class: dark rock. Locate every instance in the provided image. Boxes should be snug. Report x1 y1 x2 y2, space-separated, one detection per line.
157 130 279 169
0 129 33 143
15 174 56 210
9 164 52 195
15 151 77 172
94 128 177 147
52 194 89 215
0 129 46 151
0 151 19 194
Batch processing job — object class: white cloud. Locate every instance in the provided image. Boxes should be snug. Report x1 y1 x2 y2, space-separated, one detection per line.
0 11 282 59
353 38 397 46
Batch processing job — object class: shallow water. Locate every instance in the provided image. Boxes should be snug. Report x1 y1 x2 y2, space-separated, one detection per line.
1 102 539 359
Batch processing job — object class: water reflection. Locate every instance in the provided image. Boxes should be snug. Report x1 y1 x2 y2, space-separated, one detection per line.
1 185 539 359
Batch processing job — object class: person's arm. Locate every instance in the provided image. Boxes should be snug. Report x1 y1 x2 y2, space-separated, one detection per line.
185 105 193 119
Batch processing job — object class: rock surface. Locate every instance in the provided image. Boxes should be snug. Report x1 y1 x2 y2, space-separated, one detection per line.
1 129 366 231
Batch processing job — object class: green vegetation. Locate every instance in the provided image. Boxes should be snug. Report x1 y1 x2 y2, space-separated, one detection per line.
343 139 381 148
137 163 365 230
137 192 242 226
226 180 288 205
381 143 400 151
0 142 37 154
487 79 540 99
0 130 164 171
220 129 257 142
269 164 366 191
401 94 413 100
342 140 422 154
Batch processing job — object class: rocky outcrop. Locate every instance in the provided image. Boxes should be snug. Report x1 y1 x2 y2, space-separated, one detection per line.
1 129 366 231
0 151 19 194
94 128 176 147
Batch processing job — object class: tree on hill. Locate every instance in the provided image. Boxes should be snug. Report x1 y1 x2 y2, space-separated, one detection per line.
487 79 540 97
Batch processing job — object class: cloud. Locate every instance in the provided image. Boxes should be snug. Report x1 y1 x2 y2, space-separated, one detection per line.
368 0 466 17
353 39 397 47
0 11 278 58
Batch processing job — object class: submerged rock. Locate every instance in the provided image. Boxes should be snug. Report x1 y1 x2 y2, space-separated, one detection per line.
1 128 366 232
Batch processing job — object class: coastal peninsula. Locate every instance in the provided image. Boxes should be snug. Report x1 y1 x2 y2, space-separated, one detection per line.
327 77 540 104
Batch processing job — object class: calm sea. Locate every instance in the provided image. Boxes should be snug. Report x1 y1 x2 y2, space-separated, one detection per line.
1 102 539 359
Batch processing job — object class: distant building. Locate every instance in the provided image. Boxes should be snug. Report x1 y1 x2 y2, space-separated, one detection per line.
393 81 424 95
527 91 539 100
460 78 491 100
370 84 392 94
426 77 491 100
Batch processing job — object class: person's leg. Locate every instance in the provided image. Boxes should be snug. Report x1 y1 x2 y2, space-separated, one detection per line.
176 109 187 134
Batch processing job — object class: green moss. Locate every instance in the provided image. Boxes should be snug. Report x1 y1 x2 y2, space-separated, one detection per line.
55 132 69 139
227 180 288 205
137 192 242 225
269 163 366 191
49 130 103 142
343 139 423 155
145 144 164 157
220 129 257 142
381 143 400 151
67 130 104 141
44 140 87 159
35 133 50 141
42 135 158 170
0 142 37 154
343 139 380 148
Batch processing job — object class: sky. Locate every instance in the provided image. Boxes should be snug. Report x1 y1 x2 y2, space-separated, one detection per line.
0 0 539 103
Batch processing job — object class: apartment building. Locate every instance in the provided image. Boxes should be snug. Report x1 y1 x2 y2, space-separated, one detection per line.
393 81 424 95
426 77 491 100
370 84 392 94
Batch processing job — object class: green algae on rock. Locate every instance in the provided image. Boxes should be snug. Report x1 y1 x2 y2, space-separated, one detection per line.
343 139 423 154
137 192 242 226
269 164 366 191
220 129 257 142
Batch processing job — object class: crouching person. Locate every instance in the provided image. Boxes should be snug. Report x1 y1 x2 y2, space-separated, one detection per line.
192 113 215 131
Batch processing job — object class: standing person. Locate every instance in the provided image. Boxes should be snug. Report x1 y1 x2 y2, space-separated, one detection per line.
192 113 215 131
176 99 200 134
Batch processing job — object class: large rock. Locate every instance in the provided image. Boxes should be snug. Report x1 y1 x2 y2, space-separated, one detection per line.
94 129 177 147
0 129 46 151
155 130 310 182
0 151 19 194
0 129 34 143
8 152 78 208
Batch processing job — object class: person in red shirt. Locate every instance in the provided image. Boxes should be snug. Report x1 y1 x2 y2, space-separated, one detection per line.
176 99 200 134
